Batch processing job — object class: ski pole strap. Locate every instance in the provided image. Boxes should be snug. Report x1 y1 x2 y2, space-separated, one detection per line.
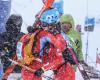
68 48 90 80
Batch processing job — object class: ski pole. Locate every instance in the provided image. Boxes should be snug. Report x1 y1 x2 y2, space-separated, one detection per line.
8 58 54 80
68 48 90 80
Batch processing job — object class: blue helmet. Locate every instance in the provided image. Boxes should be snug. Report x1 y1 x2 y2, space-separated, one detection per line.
40 9 60 25
52 0 64 14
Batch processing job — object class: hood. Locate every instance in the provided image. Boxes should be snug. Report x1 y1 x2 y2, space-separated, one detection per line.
60 14 75 34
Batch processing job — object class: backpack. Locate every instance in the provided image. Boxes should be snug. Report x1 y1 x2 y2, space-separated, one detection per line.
16 33 35 65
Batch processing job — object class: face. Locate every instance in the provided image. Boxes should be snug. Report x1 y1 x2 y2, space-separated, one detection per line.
61 22 72 33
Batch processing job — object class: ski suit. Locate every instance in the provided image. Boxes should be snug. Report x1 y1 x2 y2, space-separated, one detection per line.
19 31 42 80
60 14 83 63
1 14 24 80
33 30 75 80
60 14 84 80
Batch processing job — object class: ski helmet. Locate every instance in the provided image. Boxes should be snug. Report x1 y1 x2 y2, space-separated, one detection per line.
40 9 60 26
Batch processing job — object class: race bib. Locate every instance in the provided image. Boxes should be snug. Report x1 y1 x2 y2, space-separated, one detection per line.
16 42 23 60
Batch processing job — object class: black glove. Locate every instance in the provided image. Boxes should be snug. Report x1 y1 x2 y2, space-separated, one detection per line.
34 68 44 77
1 54 9 63
63 48 76 65
3 42 12 51
53 70 57 75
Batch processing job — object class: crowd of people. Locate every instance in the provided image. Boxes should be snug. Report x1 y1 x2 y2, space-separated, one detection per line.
0 0 84 80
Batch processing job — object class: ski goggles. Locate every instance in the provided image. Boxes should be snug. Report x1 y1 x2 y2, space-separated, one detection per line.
41 22 57 27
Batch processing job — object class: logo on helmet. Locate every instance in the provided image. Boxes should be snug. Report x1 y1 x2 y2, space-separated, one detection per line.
40 9 60 25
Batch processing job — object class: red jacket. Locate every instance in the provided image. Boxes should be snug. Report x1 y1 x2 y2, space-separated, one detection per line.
34 30 66 71
20 30 75 80
34 30 75 80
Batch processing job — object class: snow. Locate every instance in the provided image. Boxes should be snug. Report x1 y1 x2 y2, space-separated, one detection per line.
10 0 100 80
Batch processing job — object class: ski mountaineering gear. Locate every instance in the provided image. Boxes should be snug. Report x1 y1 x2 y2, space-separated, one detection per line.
60 14 85 79
60 14 84 63
1 14 24 80
42 0 64 15
36 0 54 18
40 9 60 25
17 33 35 65
34 68 44 77
31 9 76 80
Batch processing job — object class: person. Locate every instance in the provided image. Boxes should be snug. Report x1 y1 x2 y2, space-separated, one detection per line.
60 14 84 74
76 24 82 33
33 9 76 80
17 22 42 80
1 14 24 80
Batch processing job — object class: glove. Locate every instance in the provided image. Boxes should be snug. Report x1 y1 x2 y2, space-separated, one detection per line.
1 54 9 63
34 68 44 77
53 70 57 74
3 42 14 54
63 48 76 65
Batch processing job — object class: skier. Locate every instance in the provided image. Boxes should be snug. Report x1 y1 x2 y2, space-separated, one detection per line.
60 14 84 63
1 14 24 80
33 9 76 80
60 14 84 78
17 24 42 80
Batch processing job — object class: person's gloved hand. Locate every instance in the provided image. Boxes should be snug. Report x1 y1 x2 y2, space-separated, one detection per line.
53 70 57 74
1 54 9 63
62 48 76 65
2 42 13 53
34 68 44 77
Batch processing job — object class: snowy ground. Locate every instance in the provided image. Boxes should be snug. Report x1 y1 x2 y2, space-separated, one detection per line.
7 73 22 80
7 72 100 80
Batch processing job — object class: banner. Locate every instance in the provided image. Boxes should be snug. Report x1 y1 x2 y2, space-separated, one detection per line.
85 16 95 27
84 16 95 31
